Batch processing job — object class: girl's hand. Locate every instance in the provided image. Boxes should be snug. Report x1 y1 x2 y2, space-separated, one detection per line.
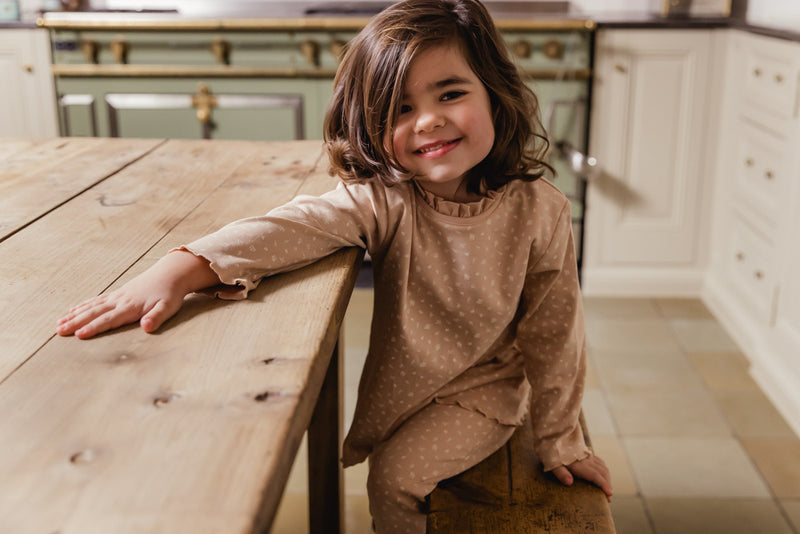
551 454 613 502
57 250 219 340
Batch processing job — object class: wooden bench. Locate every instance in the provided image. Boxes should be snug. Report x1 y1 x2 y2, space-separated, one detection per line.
427 413 616 533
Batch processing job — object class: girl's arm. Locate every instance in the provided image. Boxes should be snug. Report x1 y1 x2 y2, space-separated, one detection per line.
516 199 612 499
57 250 220 339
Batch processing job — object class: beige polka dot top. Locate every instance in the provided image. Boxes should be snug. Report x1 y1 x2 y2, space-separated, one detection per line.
183 177 590 471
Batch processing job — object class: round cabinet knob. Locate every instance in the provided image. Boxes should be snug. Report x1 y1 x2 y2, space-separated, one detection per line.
511 39 532 59
211 37 231 65
542 39 565 60
764 170 774 180
753 67 762 78
300 39 320 67
614 64 628 74
775 73 784 83
110 37 129 64
22 64 33 73
745 157 754 167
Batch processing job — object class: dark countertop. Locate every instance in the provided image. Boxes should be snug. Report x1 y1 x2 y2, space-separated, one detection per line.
3 2 798 44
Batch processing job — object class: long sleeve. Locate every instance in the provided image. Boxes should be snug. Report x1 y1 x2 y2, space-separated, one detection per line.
180 181 393 299
515 199 591 472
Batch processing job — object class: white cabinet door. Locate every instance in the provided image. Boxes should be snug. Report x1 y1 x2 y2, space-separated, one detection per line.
583 29 716 296
0 29 58 137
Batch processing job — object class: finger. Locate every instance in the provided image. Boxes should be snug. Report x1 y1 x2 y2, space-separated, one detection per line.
140 300 174 333
73 304 144 339
57 300 116 336
550 466 573 486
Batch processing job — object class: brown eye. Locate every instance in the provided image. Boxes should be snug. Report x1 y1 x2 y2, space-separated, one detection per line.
441 90 466 101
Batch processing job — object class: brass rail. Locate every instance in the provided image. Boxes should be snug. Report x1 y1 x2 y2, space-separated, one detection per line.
38 16 596 32
51 63 592 80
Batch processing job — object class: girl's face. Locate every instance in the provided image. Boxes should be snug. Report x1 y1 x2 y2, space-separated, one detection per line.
387 42 495 200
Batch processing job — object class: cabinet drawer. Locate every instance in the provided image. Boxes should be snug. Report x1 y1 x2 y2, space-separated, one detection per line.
740 34 800 132
724 212 777 321
735 121 790 224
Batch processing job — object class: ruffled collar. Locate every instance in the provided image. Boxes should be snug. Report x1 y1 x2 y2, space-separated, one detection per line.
412 180 506 218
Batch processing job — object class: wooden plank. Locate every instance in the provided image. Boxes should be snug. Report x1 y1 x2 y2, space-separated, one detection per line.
0 137 163 241
0 138 292 382
0 137 47 161
0 139 362 532
427 417 616 533
0 247 362 534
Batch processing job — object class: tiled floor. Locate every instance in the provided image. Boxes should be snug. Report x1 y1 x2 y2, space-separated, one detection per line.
271 287 800 533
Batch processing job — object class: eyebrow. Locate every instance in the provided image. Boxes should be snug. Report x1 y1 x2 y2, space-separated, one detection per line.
429 76 472 90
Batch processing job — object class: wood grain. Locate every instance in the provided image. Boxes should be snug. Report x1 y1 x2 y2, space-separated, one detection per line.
0 138 361 533
0 137 162 241
427 416 616 533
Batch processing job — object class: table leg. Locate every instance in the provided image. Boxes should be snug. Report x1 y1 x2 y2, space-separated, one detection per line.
307 337 344 534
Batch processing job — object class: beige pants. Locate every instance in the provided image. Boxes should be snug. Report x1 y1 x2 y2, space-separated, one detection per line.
366 401 517 534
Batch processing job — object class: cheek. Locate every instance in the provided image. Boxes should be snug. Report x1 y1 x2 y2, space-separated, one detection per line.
386 126 410 168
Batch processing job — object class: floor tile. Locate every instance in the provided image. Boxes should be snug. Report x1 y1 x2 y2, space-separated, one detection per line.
741 438 800 498
654 298 714 319
623 437 771 498
687 351 758 392
646 497 794 534
591 346 701 392
605 385 731 437
608 496 654 534
591 435 638 496
583 297 661 320
668 318 742 353
780 499 800 532
585 318 684 354
585 352 602 389
582 388 617 436
715 389 798 438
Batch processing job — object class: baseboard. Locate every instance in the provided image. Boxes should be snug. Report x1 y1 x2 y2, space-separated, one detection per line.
704 278 800 438
581 266 705 297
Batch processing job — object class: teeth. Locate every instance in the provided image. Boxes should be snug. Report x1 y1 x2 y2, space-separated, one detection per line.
418 141 448 153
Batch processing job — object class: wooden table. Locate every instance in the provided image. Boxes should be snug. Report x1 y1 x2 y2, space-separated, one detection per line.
0 137 363 533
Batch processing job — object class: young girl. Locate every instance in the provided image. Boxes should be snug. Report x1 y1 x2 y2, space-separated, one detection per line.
57 0 612 531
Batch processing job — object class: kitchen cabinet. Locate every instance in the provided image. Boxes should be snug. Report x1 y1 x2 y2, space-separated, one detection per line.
0 28 58 137
704 30 800 435
583 29 718 296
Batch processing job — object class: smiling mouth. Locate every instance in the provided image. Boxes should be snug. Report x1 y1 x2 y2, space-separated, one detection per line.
415 139 460 155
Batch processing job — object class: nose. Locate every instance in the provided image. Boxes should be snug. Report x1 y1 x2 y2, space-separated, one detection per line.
414 107 445 133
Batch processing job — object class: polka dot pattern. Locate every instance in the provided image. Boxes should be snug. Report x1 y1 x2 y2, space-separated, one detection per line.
184 176 590 483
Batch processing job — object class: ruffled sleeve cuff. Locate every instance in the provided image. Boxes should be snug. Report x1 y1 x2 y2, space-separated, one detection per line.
536 423 592 472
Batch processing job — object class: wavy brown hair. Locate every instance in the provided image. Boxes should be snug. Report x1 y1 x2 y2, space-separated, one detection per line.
323 0 552 194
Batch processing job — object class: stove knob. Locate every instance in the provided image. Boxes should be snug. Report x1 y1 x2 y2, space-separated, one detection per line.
542 39 565 60
511 39 532 59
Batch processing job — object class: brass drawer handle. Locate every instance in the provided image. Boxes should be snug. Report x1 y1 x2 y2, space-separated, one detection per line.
300 39 320 67
614 64 627 74
754 270 764 280
330 40 347 62
753 67 762 77
110 37 129 65
191 83 217 124
764 170 774 180
745 157 754 167
211 37 231 65
81 39 99 64
775 73 784 83
736 251 745 262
